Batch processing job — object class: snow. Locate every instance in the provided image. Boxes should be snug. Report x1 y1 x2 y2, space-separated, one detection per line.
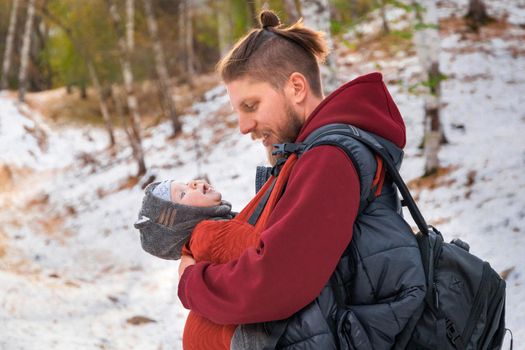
0 94 108 172
1 1 525 349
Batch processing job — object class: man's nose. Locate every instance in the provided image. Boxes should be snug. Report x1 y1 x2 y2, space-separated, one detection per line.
238 116 256 135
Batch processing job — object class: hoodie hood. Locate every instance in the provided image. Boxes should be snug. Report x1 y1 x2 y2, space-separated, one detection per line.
296 72 406 149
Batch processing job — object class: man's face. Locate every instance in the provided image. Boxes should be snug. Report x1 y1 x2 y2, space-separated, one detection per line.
226 78 304 164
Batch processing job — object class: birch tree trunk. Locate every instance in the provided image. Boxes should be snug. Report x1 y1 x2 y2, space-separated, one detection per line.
413 0 444 176
177 0 194 81
1 0 20 90
349 0 359 20
112 84 134 150
87 62 115 147
284 0 301 23
18 0 36 102
379 0 390 34
143 0 181 135
217 1 232 57
107 0 146 176
301 0 338 94
466 0 490 30
185 1 195 77
247 0 258 28
178 0 185 62
38 5 116 148
126 0 134 51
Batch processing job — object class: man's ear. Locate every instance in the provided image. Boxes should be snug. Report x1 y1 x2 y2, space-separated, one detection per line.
286 72 308 105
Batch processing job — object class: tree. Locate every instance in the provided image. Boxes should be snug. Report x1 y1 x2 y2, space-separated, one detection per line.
216 1 233 57
465 0 492 31
300 0 339 94
142 0 181 135
412 0 445 176
107 0 147 176
18 0 36 102
378 0 390 34
284 0 301 23
184 0 195 78
38 3 116 148
126 0 134 51
177 0 195 81
87 62 116 147
246 0 258 27
1 0 20 90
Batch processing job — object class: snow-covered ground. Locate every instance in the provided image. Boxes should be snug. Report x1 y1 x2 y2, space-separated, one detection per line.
1 1 524 349
0 87 268 349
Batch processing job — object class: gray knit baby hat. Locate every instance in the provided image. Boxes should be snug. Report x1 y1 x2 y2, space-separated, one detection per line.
135 181 234 260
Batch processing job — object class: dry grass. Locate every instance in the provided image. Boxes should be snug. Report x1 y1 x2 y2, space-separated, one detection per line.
500 266 515 280
0 229 7 259
0 165 13 192
36 215 65 236
440 16 525 45
341 28 416 64
24 73 220 129
116 175 140 191
126 315 157 325
407 165 459 191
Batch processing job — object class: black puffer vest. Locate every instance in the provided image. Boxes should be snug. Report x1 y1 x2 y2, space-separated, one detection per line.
231 124 426 350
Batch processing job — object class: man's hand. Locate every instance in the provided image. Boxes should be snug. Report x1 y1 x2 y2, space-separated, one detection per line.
179 254 196 280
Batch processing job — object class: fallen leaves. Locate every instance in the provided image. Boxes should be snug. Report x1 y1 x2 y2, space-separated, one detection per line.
407 165 459 190
0 164 13 191
126 315 157 326
499 266 515 280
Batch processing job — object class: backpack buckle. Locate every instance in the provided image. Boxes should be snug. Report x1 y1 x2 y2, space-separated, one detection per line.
272 143 305 156
446 319 461 345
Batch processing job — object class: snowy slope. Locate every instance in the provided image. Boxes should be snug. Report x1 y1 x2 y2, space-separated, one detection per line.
1 2 524 349
0 86 268 349
0 93 108 172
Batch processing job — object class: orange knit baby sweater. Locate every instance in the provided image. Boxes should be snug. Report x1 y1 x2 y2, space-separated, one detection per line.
181 155 298 350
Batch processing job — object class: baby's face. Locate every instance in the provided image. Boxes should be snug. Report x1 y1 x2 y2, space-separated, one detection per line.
170 179 222 207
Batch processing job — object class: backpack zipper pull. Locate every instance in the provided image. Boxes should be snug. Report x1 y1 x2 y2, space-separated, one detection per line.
433 282 440 310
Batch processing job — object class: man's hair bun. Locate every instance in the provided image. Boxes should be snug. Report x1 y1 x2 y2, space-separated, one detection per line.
259 10 281 29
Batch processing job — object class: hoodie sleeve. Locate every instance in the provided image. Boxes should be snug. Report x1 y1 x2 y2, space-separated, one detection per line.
177 145 360 325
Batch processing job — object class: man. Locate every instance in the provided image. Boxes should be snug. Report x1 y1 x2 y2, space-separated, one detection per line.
178 10 424 349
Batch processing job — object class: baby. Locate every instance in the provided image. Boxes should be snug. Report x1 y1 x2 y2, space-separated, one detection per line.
135 178 263 350
134 179 235 260
134 156 297 350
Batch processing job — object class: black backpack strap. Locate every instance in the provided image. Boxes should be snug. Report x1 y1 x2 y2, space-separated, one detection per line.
272 123 429 235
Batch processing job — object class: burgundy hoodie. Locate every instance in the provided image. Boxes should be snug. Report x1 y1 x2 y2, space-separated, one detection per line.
178 72 406 325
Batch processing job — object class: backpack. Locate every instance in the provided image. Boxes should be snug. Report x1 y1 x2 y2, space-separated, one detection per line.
264 123 508 349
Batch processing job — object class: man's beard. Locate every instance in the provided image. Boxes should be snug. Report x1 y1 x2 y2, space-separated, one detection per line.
266 102 303 166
